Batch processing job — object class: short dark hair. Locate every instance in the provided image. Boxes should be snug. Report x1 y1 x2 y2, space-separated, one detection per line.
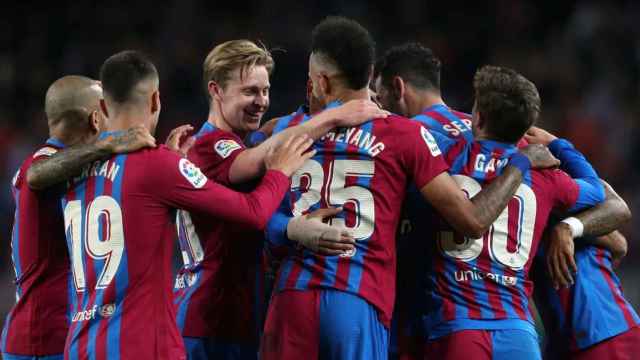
100 50 158 103
376 42 441 91
311 16 375 90
474 65 540 143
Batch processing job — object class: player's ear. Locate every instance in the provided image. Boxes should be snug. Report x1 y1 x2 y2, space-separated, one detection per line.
100 99 109 118
89 110 100 135
319 73 331 96
151 90 160 114
392 76 405 101
209 81 223 102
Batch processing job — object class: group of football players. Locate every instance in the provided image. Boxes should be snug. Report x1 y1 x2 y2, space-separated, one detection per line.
2 14 638 360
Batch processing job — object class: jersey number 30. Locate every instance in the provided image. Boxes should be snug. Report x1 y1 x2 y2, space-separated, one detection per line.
438 175 537 271
64 196 125 292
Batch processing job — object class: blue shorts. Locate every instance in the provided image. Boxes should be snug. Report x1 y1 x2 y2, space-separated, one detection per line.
425 329 541 360
2 353 63 360
183 337 257 360
261 288 389 360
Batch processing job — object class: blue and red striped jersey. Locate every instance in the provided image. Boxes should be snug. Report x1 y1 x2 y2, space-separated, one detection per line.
535 241 640 353
173 121 266 345
61 131 290 360
267 101 449 327
420 135 602 340
1 138 69 356
412 104 473 142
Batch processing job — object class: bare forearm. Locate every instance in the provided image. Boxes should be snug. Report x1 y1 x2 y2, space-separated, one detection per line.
573 181 631 236
27 142 111 190
469 166 524 234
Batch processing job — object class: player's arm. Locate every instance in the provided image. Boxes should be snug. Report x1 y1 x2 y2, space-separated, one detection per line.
546 181 631 287
156 135 314 230
589 231 628 267
26 126 155 190
420 144 560 238
228 99 389 184
265 206 355 256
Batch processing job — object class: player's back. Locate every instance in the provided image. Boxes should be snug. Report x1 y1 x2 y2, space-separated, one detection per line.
62 143 188 360
422 138 582 339
273 106 448 327
2 139 69 356
534 241 640 356
412 104 473 142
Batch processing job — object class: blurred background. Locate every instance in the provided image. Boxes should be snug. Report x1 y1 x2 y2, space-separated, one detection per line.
1 0 639 321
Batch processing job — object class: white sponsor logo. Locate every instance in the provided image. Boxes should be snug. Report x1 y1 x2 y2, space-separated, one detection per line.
214 139 242 159
33 146 58 158
421 127 442 157
178 158 207 189
174 272 199 289
71 303 117 322
453 268 518 286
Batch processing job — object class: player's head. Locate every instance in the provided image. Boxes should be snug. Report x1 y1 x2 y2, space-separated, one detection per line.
45 75 104 146
204 40 273 134
99 50 160 135
472 65 540 143
308 16 375 108
374 42 441 117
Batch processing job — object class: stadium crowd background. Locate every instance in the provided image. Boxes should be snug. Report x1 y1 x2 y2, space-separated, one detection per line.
1 0 639 321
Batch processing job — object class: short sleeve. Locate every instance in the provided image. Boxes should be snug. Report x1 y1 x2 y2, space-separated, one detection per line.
401 122 450 189
189 131 246 186
549 169 580 212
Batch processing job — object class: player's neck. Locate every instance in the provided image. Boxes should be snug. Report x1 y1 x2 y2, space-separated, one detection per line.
325 87 370 105
207 107 233 134
413 91 445 115
107 110 151 133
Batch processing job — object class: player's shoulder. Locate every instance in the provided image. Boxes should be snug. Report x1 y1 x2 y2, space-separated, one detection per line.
530 168 573 191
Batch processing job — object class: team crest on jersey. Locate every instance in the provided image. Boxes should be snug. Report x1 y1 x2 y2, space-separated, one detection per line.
179 158 207 189
421 127 442 156
99 303 116 318
33 146 58 158
214 139 241 159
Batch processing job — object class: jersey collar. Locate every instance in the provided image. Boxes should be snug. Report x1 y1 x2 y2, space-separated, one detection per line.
98 131 126 141
196 121 217 138
45 137 66 149
421 103 448 114
477 139 518 155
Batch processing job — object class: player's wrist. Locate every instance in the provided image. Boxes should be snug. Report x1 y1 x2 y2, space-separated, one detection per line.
559 217 584 239
508 152 531 174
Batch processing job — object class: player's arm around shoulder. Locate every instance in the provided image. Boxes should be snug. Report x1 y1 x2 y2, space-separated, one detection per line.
26 126 155 190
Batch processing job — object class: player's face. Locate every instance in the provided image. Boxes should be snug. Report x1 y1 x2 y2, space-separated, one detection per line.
374 75 404 115
216 65 270 134
308 54 330 109
306 78 323 114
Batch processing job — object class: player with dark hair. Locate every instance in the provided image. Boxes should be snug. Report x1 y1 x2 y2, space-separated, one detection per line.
61 50 313 359
374 42 473 142
418 65 604 360
173 39 384 360
261 17 559 359
1 75 154 360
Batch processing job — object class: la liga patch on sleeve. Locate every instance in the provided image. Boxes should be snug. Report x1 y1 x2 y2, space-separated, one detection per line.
33 146 58 158
214 139 242 159
179 158 207 188
421 127 442 157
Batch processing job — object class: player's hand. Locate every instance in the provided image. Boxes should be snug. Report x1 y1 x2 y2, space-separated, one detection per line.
546 223 577 289
519 144 561 169
165 124 196 157
329 99 390 128
265 134 316 176
99 125 156 154
524 126 558 146
287 207 355 256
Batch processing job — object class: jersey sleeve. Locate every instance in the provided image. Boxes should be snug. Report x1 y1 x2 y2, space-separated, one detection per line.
400 123 450 189
265 193 295 247
548 138 605 212
190 131 246 185
147 146 290 230
14 146 60 190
